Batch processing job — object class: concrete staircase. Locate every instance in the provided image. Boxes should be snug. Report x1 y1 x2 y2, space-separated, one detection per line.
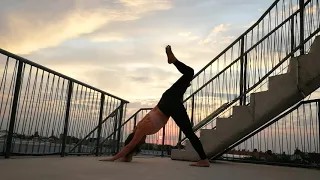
171 36 320 161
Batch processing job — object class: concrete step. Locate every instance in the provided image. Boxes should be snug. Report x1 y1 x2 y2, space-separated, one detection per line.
287 56 299 74
309 35 320 54
184 129 221 154
249 91 274 120
287 53 320 87
215 118 233 143
200 129 222 151
171 149 198 162
216 118 231 132
268 73 296 93
200 128 215 138
230 106 254 132
289 35 320 97
290 53 320 95
216 116 250 140
184 140 193 151
199 129 215 145
232 105 253 122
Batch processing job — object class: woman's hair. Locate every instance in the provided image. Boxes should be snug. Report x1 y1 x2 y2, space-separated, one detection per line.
124 132 146 156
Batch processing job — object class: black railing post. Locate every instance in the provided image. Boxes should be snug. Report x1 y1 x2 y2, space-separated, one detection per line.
61 80 73 157
77 141 82 155
299 0 305 55
240 37 245 105
318 100 320 153
116 101 125 153
177 131 182 148
161 126 166 157
96 93 105 156
5 60 24 158
243 54 248 105
133 114 137 128
112 111 118 154
191 96 195 127
291 16 295 57
178 128 182 143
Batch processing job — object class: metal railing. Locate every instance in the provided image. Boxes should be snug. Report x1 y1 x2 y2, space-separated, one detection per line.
177 0 320 145
0 48 129 158
74 108 151 156
219 99 320 169
67 104 127 156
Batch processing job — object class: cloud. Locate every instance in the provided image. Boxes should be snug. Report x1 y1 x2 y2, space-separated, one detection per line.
211 24 231 34
178 32 200 41
200 24 231 45
125 98 158 117
178 32 192 37
0 0 173 55
243 20 256 28
90 32 126 42
120 0 172 13
1 1 108 55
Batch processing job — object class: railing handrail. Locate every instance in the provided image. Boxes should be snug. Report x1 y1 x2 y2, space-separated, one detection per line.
192 0 280 78
0 48 129 103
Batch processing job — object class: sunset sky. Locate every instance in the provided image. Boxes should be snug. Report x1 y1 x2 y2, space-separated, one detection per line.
0 0 275 111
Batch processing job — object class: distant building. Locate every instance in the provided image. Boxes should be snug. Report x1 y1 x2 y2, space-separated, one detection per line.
290 154 303 161
0 130 8 139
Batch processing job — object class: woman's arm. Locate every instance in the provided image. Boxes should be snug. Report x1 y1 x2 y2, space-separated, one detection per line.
101 129 146 161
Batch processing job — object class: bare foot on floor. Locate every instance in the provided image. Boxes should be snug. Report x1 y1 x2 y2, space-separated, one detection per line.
118 156 133 162
165 45 177 64
190 159 210 167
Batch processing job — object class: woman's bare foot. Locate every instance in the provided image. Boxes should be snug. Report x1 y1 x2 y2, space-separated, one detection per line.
118 156 132 162
165 45 177 64
117 153 133 162
190 159 210 167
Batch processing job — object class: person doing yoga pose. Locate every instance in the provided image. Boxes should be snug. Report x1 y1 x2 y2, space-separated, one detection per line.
100 45 210 167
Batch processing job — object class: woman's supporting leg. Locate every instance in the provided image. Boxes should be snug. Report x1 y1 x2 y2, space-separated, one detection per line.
170 103 207 159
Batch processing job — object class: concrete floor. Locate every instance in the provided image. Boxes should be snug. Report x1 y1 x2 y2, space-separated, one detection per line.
0 156 319 180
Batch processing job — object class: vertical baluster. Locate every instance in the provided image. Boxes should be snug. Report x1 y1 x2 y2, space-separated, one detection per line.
5 60 23 158
61 80 73 157
96 93 105 156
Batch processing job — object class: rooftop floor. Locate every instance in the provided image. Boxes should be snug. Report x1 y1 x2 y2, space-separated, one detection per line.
1 156 320 180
